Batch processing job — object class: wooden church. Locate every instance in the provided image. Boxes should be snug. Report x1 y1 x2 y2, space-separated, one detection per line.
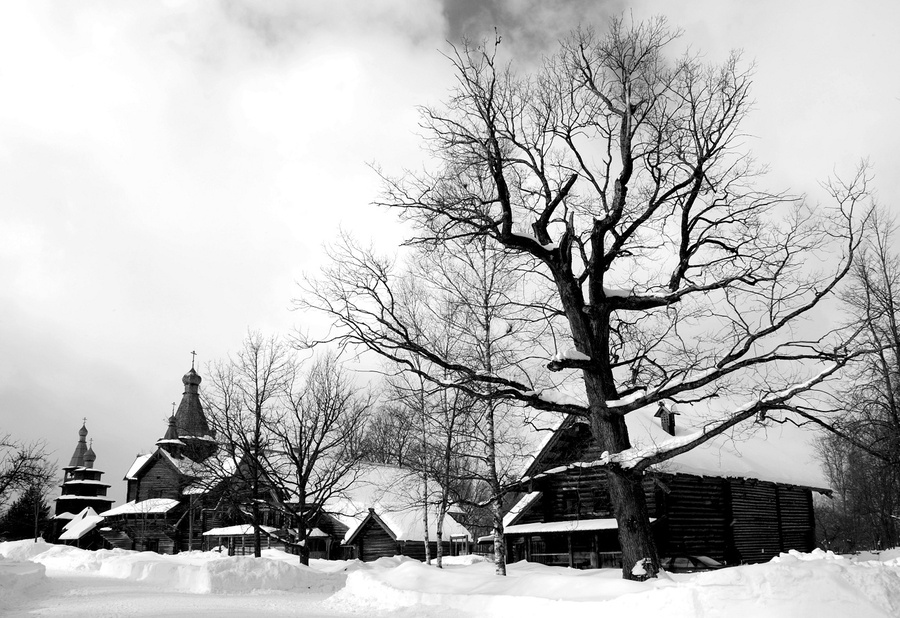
49 422 115 548
503 404 826 569
99 366 226 553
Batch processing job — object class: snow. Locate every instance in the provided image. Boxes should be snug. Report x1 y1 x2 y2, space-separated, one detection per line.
631 559 648 577
535 388 585 408
124 454 152 480
552 348 590 362
202 524 277 536
505 517 627 535
332 465 471 544
58 507 105 541
603 286 631 297
520 404 830 490
502 491 541 527
57 479 111 486
101 498 180 516
3 540 900 616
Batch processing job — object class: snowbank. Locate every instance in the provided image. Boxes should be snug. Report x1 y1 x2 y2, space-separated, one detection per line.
329 551 900 618
3 540 900 617
1 541 345 594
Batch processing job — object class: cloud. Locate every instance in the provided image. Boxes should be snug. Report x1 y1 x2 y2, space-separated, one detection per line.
441 0 624 63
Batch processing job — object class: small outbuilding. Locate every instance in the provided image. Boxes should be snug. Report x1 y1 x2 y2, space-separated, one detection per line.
336 465 472 562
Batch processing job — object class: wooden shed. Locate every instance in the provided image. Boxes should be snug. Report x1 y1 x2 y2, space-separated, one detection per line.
335 465 472 562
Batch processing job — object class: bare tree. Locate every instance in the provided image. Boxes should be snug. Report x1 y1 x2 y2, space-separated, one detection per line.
263 352 372 566
203 332 294 557
413 237 538 575
0 436 54 514
814 212 900 550
360 404 419 467
301 17 867 579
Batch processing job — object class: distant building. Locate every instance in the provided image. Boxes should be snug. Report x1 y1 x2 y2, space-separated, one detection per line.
49 422 115 548
97 365 475 559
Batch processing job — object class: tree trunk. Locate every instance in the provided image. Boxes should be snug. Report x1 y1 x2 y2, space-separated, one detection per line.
485 401 507 576
606 467 658 579
252 500 261 558
490 496 507 576
422 475 431 565
585 373 659 579
419 381 432 565
298 493 310 566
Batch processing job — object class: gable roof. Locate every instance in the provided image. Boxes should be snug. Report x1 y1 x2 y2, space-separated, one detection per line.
59 507 104 541
124 447 205 484
520 403 828 491
125 454 153 480
330 464 471 544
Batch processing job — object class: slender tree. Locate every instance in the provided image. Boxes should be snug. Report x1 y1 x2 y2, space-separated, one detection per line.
413 237 538 575
301 17 867 579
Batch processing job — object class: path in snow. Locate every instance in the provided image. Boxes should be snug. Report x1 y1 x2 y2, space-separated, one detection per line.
8 570 466 618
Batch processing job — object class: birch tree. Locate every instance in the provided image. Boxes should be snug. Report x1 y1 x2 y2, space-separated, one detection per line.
301 17 868 579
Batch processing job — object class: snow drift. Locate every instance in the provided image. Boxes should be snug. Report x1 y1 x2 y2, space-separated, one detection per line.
3 540 900 617
1 541 345 594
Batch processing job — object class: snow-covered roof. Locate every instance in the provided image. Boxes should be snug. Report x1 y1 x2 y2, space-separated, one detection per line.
101 499 179 516
124 454 153 480
505 517 654 535
155 438 186 446
59 507 105 541
125 448 206 484
158 448 205 476
54 494 114 502
332 465 471 544
60 479 111 487
503 491 542 528
202 524 277 537
521 401 828 490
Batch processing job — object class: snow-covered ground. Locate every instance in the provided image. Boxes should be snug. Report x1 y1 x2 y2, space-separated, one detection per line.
3 541 900 617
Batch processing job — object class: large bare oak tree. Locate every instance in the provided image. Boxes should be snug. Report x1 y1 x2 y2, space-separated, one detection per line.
302 17 869 579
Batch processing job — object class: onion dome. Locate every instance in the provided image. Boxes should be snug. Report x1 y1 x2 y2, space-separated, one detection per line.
84 441 96 468
174 368 212 439
67 423 89 468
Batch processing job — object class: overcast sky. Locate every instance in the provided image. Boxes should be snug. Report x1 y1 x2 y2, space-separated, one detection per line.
2 0 898 507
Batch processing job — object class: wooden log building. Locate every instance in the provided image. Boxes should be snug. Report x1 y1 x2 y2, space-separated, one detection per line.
503 408 826 568
335 464 472 562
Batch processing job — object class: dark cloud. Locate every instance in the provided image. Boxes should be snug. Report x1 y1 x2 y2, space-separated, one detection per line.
441 0 626 64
